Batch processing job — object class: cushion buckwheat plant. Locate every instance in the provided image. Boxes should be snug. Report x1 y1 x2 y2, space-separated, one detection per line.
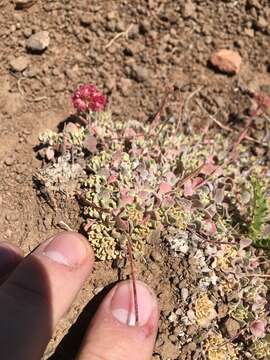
37 84 270 359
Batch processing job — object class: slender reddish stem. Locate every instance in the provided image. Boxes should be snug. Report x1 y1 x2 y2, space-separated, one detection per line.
151 85 172 127
127 237 139 325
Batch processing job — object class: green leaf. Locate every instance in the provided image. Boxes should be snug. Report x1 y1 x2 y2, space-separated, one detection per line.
248 178 270 249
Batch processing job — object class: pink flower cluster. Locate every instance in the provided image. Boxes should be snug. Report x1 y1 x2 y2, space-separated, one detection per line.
72 84 106 112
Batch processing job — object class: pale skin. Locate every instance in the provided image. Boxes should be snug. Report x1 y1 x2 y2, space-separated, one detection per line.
0 232 159 360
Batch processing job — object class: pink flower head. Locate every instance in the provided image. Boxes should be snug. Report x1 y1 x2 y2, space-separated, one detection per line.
72 84 106 112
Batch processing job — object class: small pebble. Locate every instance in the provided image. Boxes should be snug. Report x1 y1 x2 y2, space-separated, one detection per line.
150 248 163 262
80 14 92 26
4 156 16 166
23 28 32 38
26 31 50 52
210 49 242 74
14 0 35 9
225 318 240 338
131 64 148 83
181 287 189 301
182 0 196 19
255 16 268 30
10 56 29 72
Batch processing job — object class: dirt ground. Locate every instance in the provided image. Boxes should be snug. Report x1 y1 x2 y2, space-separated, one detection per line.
0 0 270 359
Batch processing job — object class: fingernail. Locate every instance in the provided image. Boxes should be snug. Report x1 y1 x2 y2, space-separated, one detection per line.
42 232 87 267
0 244 21 274
111 281 156 327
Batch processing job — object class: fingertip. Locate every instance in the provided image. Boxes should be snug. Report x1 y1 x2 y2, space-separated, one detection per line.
0 242 23 276
38 231 94 269
78 280 159 360
110 280 159 328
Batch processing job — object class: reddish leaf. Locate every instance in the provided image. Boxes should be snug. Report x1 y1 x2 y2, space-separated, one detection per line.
239 238 252 250
201 163 217 176
205 204 217 218
112 208 121 217
214 186 225 204
204 219 217 235
165 171 177 184
130 147 143 157
123 127 137 139
116 216 130 232
184 179 194 197
161 194 175 208
192 177 204 187
84 219 94 232
250 320 266 338
107 174 118 184
120 188 134 206
112 151 122 168
158 182 172 194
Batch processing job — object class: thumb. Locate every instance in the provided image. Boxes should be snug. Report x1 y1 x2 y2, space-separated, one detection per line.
77 280 159 360
0 232 94 360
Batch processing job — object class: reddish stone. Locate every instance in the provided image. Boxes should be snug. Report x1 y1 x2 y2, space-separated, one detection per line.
210 49 242 74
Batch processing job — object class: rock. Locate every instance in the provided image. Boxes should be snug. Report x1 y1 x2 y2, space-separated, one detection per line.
80 14 92 26
10 56 29 72
23 66 38 78
139 20 150 34
23 28 32 38
186 324 198 336
118 78 132 96
4 155 16 166
187 309 196 321
181 287 189 301
210 49 242 74
150 248 163 262
107 11 117 20
131 64 148 83
5 211 19 222
52 68 60 76
247 0 261 9
41 77 51 87
168 312 177 323
168 334 177 343
217 303 228 318
157 341 179 360
14 0 36 9
105 77 116 92
116 20 125 32
106 20 117 32
182 0 196 19
182 342 197 355
225 318 240 338
52 79 66 92
244 28 255 37
255 16 268 30
26 31 50 52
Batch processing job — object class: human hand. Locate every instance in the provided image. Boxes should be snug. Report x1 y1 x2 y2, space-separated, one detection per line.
0 232 159 359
